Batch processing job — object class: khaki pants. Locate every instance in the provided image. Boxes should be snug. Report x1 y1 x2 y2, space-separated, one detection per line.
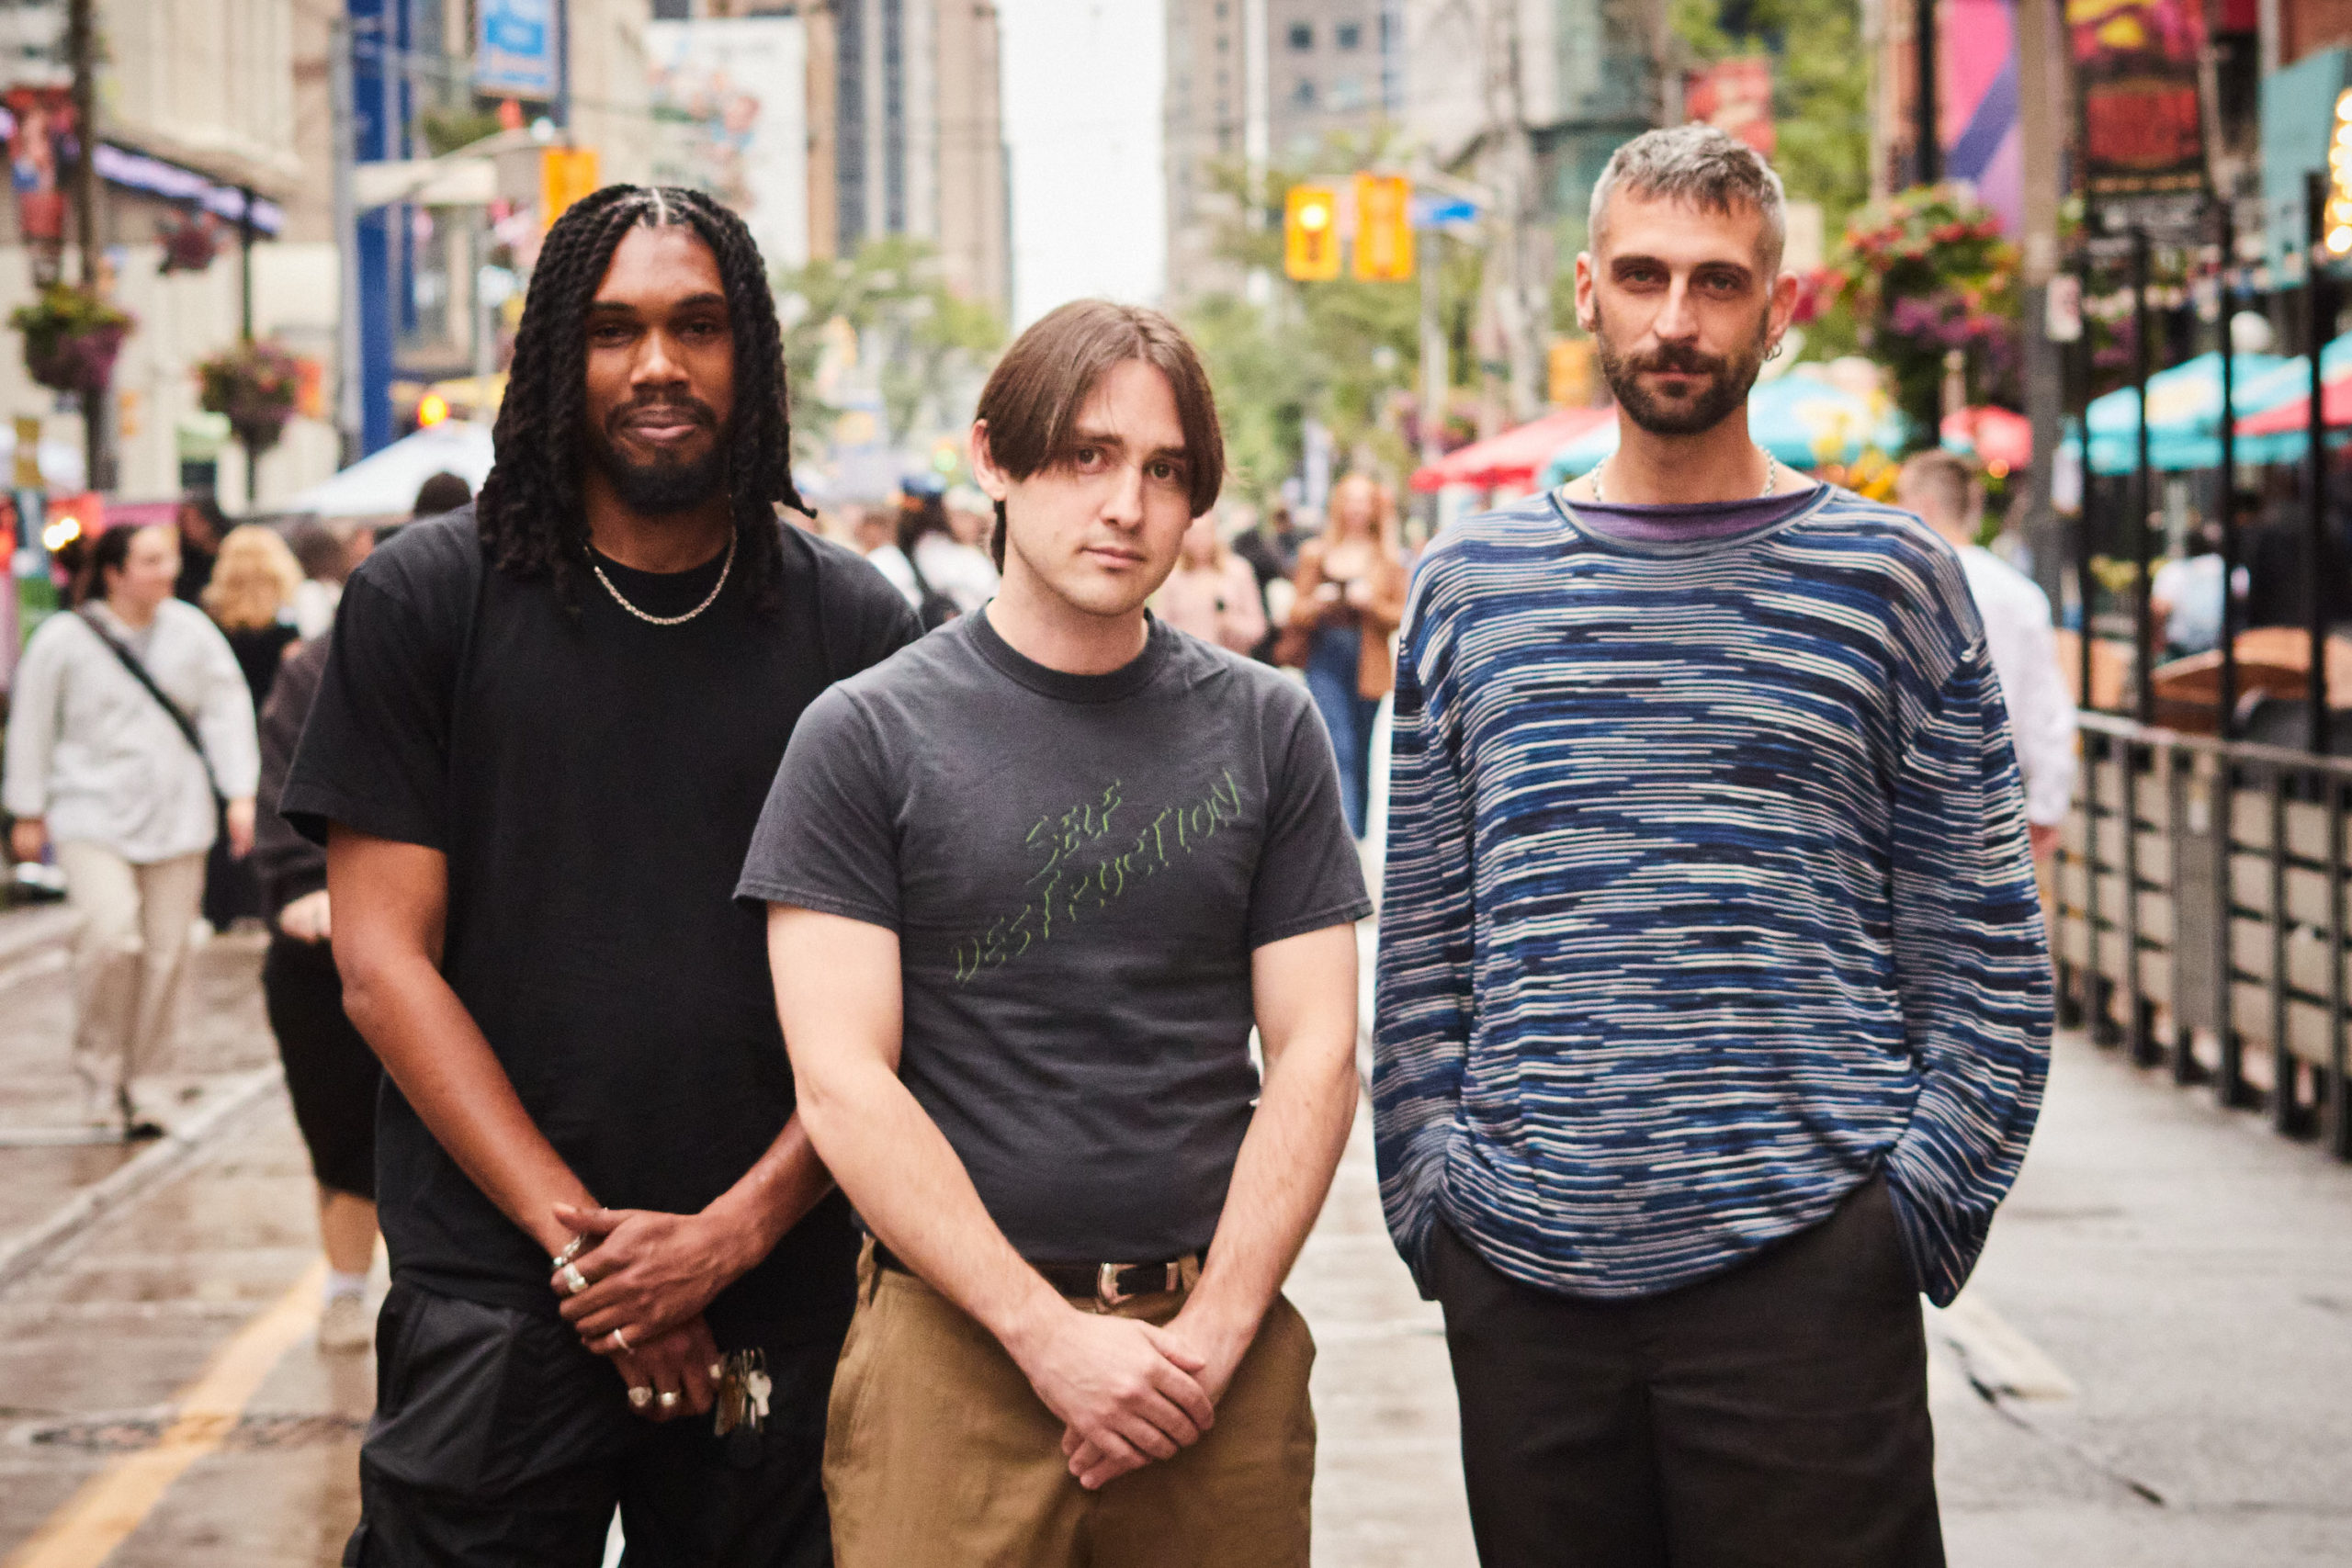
54 841 207 1104
824 1245 1317 1567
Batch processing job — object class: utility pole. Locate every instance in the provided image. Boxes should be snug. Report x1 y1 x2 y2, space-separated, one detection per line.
1420 224 1448 472
1479 0 1544 425
332 13 363 466
1915 0 1939 184
2017 0 2063 603
66 0 105 491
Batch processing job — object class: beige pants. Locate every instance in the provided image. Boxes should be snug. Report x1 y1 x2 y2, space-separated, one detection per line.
825 1245 1317 1568
54 841 207 1103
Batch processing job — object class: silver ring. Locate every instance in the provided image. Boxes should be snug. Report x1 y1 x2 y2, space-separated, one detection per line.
609 1327 629 1352
657 1391 681 1409
560 1263 589 1296
551 1235 585 1269
628 1385 651 1408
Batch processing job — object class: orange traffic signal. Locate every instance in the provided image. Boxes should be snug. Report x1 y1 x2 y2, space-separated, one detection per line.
541 148 602 231
1352 174 1415 282
1285 185 1341 281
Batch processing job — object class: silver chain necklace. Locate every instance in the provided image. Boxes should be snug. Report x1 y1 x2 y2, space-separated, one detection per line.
591 530 737 626
1589 447 1777 505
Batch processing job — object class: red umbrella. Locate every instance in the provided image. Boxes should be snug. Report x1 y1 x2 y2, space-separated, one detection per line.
1409 406 1614 492
2237 373 2352 436
1939 406 2031 472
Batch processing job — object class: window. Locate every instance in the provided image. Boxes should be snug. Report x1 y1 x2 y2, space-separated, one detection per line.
1329 74 1366 110
1336 20 1362 49
1293 76 1317 107
1288 21 1313 50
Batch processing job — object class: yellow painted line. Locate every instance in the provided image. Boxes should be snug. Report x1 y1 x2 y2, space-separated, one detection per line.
4 1260 327 1568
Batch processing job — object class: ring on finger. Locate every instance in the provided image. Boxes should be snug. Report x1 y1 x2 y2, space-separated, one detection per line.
609 1326 629 1352
657 1390 681 1409
559 1263 589 1296
628 1386 651 1409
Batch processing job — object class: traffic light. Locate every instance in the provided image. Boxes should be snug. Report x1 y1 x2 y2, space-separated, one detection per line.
1284 185 1341 281
541 147 602 231
1352 174 1415 282
2328 89 2352 258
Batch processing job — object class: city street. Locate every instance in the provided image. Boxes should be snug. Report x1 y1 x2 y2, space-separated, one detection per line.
1 910 2348 1566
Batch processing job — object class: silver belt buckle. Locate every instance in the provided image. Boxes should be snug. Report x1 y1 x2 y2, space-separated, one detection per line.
1097 1262 1135 1308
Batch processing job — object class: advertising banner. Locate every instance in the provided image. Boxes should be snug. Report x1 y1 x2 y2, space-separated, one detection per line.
4 87 74 243
646 17 809 271
1684 58 1774 156
2069 0 2208 211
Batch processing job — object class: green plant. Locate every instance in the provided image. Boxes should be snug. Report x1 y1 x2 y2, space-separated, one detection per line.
10 282 133 394
420 106 506 158
196 337 306 457
1826 184 2021 443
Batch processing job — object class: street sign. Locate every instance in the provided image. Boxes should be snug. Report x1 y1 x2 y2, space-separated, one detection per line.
477 0 559 102
1285 185 1341 281
541 148 600 230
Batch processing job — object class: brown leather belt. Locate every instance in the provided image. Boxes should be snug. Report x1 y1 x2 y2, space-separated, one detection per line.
871 1242 1199 1307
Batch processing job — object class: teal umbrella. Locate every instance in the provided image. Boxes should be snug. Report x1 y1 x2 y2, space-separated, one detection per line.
2073 350 2291 475
1537 371 1907 487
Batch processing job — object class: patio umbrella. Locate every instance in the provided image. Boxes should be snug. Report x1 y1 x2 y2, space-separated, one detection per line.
1409 406 1614 492
283 421 497 520
2074 350 2290 475
1940 406 2032 471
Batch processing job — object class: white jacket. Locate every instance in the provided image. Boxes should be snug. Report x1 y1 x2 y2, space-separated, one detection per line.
4 600 259 863
1959 546 2079 828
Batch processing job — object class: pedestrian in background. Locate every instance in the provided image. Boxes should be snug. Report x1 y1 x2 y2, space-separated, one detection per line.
754 299 1367 1566
252 630 382 1353
851 502 922 608
899 480 998 624
173 491 227 605
1376 127 2050 1567
288 524 354 640
1897 449 2078 862
200 522 305 929
4 522 258 1135
1275 472 1406 839
1156 508 1267 654
283 186 918 1565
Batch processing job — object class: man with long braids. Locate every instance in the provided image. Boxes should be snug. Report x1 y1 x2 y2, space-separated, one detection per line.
281 186 919 1564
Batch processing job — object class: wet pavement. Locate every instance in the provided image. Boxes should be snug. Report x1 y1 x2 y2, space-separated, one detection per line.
1 898 2348 1564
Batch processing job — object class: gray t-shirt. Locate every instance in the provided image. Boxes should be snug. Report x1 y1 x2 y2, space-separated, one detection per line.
738 610 1371 1261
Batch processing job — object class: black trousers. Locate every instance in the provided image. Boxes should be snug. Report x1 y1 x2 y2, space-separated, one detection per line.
345 1281 842 1568
1430 1179 1945 1568
261 936 380 1201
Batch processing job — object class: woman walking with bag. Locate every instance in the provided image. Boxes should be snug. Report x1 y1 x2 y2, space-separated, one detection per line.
4 524 258 1135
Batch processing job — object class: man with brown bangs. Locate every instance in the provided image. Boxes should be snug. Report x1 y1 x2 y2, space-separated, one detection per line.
738 299 1369 1564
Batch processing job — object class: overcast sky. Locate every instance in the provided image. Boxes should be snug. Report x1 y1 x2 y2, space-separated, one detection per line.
997 0 1166 326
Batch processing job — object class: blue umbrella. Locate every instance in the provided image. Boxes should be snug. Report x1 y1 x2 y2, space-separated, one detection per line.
1538 372 1908 487
2074 350 2291 475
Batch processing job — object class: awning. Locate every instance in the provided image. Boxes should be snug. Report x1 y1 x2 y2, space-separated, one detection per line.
284 421 495 520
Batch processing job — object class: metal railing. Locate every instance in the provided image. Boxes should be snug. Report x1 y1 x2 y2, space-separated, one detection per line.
2057 712 2352 1158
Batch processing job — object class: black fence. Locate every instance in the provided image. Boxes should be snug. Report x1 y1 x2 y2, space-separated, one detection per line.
2057 711 2352 1158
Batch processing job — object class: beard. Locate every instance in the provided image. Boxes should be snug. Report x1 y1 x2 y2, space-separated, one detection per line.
588 392 730 515
1593 299 1771 438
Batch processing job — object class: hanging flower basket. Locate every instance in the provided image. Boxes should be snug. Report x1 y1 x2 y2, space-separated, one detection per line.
157 211 220 275
197 337 306 457
9 282 133 395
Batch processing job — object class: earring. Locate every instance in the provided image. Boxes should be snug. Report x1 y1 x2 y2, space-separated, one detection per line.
1766 339 1784 362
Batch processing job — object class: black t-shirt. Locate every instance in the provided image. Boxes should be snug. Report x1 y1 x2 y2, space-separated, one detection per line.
280 508 920 1346
736 612 1371 1261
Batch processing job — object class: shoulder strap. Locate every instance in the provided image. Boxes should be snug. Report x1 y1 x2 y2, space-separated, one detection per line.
74 607 222 795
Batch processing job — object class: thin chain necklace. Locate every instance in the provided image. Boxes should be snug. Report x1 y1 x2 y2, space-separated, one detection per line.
1589 447 1777 506
591 530 736 626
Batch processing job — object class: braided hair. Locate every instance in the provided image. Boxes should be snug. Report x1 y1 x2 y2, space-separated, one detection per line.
476 185 803 615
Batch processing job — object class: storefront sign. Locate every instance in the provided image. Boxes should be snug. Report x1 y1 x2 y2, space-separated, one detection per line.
477 0 559 102
2070 0 2208 208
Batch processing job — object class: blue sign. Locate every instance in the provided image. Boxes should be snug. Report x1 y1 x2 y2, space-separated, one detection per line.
477 0 557 101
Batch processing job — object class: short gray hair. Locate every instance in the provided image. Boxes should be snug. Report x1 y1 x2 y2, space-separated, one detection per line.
1588 125 1788 275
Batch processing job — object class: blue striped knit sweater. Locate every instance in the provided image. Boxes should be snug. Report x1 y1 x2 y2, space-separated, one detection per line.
1372 484 2051 1309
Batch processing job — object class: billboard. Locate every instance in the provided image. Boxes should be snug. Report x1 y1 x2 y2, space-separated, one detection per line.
646 17 809 272
1685 58 1773 156
2069 0 2208 208
477 0 559 102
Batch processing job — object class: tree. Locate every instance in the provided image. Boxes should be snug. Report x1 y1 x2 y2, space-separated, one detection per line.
772 237 1007 463
1669 0 1871 238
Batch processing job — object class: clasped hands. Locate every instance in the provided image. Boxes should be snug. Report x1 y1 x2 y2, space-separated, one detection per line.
548 1202 745 1424
1007 1296 1253 1492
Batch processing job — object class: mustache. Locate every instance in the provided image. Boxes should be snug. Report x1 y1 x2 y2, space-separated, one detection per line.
1624 343 1731 377
606 393 719 435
